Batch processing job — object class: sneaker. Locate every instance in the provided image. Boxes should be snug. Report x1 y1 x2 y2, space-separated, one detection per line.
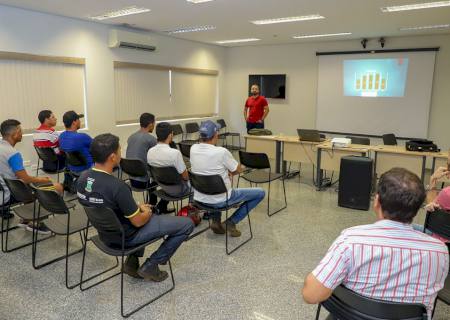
223 221 241 237
26 222 51 235
137 260 168 282
123 255 142 279
17 218 29 228
210 220 225 235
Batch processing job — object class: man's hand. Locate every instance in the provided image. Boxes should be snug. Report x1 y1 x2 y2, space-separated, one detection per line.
430 166 450 187
256 120 263 124
425 201 441 212
139 204 152 215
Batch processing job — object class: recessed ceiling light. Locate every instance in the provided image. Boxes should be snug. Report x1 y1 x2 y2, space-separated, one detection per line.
381 1 450 12
167 25 216 34
400 23 450 30
251 14 324 25
293 32 352 39
186 0 215 3
89 6 150 20
215 38 261 44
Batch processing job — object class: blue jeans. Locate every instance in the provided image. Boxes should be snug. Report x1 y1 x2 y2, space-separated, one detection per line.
125 215 194 264
208 188 265 224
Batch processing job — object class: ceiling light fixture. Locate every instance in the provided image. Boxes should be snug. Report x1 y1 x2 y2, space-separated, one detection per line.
293 32 352 39
186 0 215 3
215 38 261 44
167 25 216 34
251 14 324 25
89 6 150 20
400 23 450 30
381 1 450 12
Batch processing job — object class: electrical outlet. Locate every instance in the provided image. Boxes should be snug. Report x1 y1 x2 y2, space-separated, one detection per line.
23 160 31 167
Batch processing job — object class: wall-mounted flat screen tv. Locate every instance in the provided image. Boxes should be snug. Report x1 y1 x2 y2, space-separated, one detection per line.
248 74 286 99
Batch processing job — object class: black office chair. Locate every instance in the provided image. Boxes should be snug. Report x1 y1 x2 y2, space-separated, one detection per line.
316 285 428 320
80 206 175 318
238 151 286 217
34 147 65 183
171 124 184 143
179 142 192 159
120 158 154 203
217 119 241 150
31 185 88 289
183 122 199 143
189 172 252 255
346 136 371 145
1 178 53 253
382 133 398 146
424 210 450 315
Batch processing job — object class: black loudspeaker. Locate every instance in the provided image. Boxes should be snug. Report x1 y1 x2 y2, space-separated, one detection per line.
338 156 373 211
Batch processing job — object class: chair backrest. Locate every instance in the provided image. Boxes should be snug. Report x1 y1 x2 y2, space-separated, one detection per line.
82 205 125 247
424 210 450 241
3 178 35 204
171 124 183 136
239 151 270 169
382 133 398 146
346 136 370 145
189 172 227 195
120 158 148 179
149 165 183 186
185 122 199 134
320 133 326 139
35 146 58 162
65 151 88 167
178 142 192 159
32 186 68 214
322 285 427 320
217 119 227 130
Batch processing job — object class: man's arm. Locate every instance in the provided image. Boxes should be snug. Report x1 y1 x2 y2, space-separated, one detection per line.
128 204 152 228
243 106 248 122
427 166 450 203
302 273 333 304
230 164 243 176
15 170 51 185
260 105 269 122
181 170 189 181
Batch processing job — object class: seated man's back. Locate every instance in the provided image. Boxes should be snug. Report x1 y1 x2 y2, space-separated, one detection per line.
303 168 449 318
59 111 92 173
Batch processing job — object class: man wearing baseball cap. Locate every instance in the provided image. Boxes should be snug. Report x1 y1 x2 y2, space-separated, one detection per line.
190 120 265 237
59 110 93 173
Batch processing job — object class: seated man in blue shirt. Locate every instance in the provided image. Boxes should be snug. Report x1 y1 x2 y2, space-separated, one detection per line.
59 111 93 173
0 119 63 233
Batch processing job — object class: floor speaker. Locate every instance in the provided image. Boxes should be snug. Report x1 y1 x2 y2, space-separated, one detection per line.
338 156 373 211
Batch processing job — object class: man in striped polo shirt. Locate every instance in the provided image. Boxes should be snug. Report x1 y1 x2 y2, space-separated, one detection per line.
303 168 449 318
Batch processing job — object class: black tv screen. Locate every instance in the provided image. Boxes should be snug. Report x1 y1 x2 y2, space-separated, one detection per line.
249 74 286 99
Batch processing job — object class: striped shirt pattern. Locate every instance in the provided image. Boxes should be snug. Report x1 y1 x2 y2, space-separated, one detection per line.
33 124 60 154
312 219 449 317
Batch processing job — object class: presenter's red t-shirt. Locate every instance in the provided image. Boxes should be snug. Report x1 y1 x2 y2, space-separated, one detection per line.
245 95 268 123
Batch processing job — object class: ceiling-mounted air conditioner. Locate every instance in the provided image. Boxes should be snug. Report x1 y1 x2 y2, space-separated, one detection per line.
108 29 157 52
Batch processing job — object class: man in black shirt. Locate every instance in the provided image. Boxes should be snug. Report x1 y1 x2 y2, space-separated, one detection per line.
77 134 194 281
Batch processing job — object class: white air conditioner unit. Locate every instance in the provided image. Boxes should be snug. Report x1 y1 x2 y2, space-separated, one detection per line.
108 29 157 52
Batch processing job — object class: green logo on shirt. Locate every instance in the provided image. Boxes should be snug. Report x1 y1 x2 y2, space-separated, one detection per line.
85 178 94 192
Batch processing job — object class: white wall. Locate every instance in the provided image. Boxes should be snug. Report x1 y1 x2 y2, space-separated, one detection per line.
0 4 226 167
223 34 450 150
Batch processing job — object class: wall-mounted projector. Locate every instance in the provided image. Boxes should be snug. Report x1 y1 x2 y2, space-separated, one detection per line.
331 137 351 148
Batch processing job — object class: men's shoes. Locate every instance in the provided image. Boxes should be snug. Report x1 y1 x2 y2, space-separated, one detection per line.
137 260 168 282
123 255 142 279
223 221 241 237
26 222 51 235
210 220 225 234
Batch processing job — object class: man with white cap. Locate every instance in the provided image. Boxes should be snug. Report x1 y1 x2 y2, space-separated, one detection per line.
190 120 265 237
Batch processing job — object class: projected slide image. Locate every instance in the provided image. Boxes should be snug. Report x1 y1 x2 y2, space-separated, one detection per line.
344 58 409 97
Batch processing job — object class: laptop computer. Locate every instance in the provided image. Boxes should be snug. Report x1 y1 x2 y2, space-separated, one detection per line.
297 129 325 142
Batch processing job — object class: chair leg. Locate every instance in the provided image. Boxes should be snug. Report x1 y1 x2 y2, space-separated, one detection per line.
79 226 120 291
267 179 288 217
121 258 175 318
36 158 40 177
226 203 253 255
315 304 321 320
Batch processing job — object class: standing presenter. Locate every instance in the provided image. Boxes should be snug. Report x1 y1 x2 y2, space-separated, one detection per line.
244 84 269 133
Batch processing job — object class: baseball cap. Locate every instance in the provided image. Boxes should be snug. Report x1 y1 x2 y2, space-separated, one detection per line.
63 110 84 128
156 122 173 141
436 186 450 211
199 120 221 139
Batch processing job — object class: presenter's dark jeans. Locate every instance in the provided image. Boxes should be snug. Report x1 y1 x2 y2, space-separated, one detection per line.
126 215 194 264
246 121 264 133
